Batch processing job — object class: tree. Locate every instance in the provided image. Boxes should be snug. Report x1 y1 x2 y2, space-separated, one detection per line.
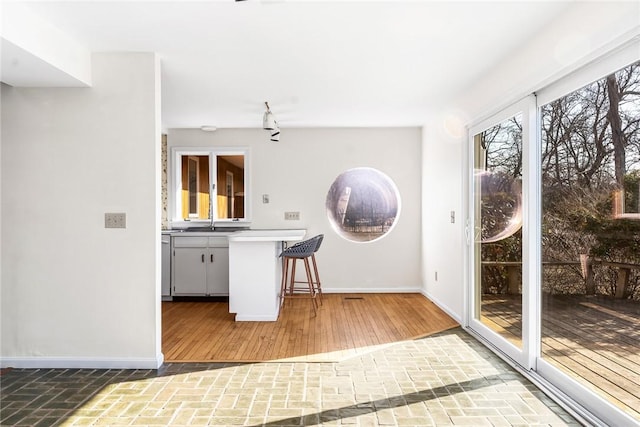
540 60 640 298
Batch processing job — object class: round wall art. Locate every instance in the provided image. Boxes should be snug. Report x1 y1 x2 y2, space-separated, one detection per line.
325 167 401 243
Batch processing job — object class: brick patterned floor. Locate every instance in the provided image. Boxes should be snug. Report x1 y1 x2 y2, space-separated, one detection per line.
0 328 581 426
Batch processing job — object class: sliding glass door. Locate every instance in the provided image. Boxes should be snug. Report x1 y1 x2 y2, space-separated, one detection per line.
536 59 640 424
469 97 537 368
467 53 640 425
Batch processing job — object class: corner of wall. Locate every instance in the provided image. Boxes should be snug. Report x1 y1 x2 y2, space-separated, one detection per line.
421 115 466 322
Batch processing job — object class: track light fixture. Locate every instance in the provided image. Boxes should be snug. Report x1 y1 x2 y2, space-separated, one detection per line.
263 102 276 130
263 102 280 142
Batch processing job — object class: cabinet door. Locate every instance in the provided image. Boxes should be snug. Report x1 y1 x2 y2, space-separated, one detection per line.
207 247 229 295
161 235 171 297
172 247 207 295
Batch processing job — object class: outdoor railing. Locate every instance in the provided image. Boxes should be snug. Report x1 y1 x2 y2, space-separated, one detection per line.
579 255 640 298
481 258 640 298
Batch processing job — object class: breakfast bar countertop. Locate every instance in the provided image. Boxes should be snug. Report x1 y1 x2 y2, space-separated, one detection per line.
227 229 306 242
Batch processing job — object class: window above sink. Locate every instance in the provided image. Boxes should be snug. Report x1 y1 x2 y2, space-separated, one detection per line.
170 147 251 228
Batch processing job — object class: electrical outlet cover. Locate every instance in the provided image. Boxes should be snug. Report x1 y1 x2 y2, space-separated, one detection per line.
284 211 300 220
105 212 126 228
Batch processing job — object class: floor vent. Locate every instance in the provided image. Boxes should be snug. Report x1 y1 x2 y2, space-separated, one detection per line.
344 297 364 300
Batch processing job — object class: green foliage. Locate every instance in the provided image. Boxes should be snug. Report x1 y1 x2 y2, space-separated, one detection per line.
584 217 640 260
564 172 640 262
624 170 640 214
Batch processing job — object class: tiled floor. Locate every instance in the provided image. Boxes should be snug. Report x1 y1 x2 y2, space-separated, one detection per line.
1 328 581 426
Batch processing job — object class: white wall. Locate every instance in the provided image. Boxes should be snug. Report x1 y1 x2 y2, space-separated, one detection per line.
421 116 465 323
168 127 422 292
0 53 162 368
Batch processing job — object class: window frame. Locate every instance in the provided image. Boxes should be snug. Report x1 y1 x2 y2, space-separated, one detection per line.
466 95 538 370
170 146 251 228
186 156 201 218
225 170 234 219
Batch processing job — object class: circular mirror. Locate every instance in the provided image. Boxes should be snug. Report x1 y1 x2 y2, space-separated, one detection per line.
326 167 401 243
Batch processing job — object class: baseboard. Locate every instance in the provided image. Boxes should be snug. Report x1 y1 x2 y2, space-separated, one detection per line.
421 288 463 324
234 313 278 321
322 287 422 293
0 354 164 370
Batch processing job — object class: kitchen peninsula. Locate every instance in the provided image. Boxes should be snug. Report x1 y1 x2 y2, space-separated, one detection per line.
165 228 306 321
228 229 306 321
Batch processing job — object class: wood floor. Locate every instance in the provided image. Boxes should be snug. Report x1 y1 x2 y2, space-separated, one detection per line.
482 293 640 420
162 293 459 363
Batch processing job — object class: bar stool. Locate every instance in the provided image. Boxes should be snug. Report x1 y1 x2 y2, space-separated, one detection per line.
279 234 324 315
310 234 323 305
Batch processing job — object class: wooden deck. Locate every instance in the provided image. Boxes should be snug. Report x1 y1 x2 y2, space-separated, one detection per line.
482 293 640 420
162 293 459 363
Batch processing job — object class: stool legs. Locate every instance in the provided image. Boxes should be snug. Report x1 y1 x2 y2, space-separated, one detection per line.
279 255 318 316
302 257 318 313
280 257 291 307
311 254 322 305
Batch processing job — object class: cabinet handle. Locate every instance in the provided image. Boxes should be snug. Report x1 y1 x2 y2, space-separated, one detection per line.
201 254 205 263
210 254 214 263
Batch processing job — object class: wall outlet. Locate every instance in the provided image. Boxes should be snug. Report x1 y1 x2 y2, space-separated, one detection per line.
262 194 270 204
105 212 126 228
284 211 300 220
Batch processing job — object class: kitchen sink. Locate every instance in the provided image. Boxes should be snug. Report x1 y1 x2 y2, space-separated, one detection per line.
182 227 216 232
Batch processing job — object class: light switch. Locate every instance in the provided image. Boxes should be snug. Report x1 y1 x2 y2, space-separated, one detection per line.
262 194 270 204
105 212 126 228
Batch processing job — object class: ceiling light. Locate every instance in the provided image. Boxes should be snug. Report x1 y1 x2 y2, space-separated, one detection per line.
270 128 280 142
200 125 217 132
263 102 277 130
263 102 280 142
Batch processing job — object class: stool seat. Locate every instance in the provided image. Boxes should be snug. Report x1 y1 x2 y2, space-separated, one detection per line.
280 236 318 258
279 234 324 316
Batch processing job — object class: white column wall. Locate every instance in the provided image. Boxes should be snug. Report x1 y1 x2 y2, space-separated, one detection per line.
168 127 423 292
0 53 162 368
421 118 464 323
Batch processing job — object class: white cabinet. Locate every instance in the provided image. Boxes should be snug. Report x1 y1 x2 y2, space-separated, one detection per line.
172 236 229 296
161 233 172 299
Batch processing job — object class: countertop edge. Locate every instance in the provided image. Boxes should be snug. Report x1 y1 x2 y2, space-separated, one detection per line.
228 229 306 242
162 229 307 241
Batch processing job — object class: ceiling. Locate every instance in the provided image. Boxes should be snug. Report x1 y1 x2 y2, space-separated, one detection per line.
5 1 573 129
